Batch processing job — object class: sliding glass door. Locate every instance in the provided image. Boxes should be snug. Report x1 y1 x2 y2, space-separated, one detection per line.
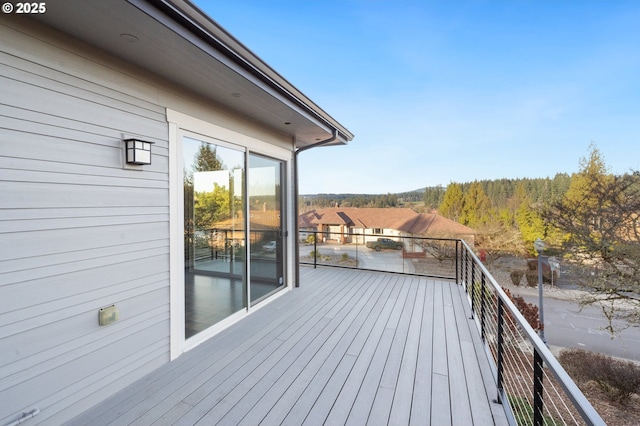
182 136 286 340
183 136 245 338
248 153 285 305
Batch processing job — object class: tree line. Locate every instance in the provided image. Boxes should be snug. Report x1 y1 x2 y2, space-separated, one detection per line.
423 175 571 212
433 173 572 255
301 193 401 209
303 145 640 332
438 145 640 332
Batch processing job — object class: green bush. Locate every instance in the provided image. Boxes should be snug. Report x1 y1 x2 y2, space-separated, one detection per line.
508 396 561 426
559 349 640 403
341 252 349 261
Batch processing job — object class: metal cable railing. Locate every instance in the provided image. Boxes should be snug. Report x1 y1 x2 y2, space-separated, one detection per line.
458 240 605 426
298 230 459 280
298 231 605 425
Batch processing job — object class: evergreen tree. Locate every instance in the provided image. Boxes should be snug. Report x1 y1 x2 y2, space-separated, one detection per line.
461 181 492 228
439 182 464 221
516 196 546 255
563 143 611 210
194 143 223 172
424 185 445 210
194 183 231 228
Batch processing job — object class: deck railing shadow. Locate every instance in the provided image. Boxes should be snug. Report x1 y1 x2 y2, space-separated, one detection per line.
298 231 605 426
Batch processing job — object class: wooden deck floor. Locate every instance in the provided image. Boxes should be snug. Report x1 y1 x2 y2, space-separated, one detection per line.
67 267 508 425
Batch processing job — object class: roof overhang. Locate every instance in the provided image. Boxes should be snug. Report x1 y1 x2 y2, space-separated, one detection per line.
31 0 353 148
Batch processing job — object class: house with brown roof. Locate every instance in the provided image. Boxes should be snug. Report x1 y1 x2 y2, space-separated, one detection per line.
299 207 475 246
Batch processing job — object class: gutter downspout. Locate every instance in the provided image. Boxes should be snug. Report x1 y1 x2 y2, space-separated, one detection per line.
293 130 338 287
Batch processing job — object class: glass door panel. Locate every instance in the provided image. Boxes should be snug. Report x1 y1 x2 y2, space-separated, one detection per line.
183 136 246 339
248 153 285 305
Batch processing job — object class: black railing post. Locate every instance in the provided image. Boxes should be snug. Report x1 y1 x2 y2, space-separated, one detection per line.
313 230 317 269
464 249 469 292
401 236 405 274
534 349 544 426
355 231 358 266
470 260 476 318
495 298 505 404
210 229 214 259
480 272 486 341
455 241 459 284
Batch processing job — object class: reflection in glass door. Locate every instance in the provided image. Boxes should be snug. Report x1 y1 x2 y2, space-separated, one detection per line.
248 153 285 305
183 137 245 339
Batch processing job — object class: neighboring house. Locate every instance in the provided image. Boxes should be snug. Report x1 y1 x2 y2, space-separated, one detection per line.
299 207 475 246
0 2 352 424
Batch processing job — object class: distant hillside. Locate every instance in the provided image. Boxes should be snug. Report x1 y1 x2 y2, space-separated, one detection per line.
300 193 403 209
301 174 572 213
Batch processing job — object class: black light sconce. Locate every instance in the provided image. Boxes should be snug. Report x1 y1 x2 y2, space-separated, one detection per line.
124 139 154 165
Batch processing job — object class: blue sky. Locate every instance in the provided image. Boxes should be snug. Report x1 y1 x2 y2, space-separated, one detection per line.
194 0 640 194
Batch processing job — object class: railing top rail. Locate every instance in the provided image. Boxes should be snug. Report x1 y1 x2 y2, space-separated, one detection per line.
458 239 605 425
306 230 461 242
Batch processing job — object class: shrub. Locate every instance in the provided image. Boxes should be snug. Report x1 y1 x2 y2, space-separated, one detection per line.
508 396 561 426
341 253 349 261
510 270 524 286
525 270 538 287
559 349 640 403
503 287 541 331
305 234 315 244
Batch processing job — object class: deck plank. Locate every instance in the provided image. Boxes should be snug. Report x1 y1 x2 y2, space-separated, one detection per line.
278 277 391 425
388 279 426 425
452 282 508 425
246 272 397 426
144 295 334 424
177 273 364 424
367 277 419 424
74 268 333 426
444 284 474 425
430 281 454 425
66 267 508 426
410 279 435 424
345 276 413 424
324 276 403 425
206 269 378 425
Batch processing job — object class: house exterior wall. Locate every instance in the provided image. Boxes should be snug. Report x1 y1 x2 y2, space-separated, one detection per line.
321 225 343 242
352 227 402 244
0 19 294 425
310 225 403 245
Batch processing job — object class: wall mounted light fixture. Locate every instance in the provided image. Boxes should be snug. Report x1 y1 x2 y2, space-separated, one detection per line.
124 139 154 165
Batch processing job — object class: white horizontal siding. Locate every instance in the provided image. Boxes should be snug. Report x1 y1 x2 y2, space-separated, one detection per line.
0 180 168 209
0 54 166 135
0 204 168 221
0 283 169 387
0 20 171 426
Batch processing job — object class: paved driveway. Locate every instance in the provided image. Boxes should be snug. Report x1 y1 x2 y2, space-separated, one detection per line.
514 287 640 362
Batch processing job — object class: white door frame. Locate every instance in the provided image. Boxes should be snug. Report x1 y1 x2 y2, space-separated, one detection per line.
167 109 293 360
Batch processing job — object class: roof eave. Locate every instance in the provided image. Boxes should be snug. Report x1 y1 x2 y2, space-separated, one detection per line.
151 0 353 145
31 0 353 147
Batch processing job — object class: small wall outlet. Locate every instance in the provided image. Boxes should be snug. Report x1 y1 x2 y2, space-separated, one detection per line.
99 305 119 326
